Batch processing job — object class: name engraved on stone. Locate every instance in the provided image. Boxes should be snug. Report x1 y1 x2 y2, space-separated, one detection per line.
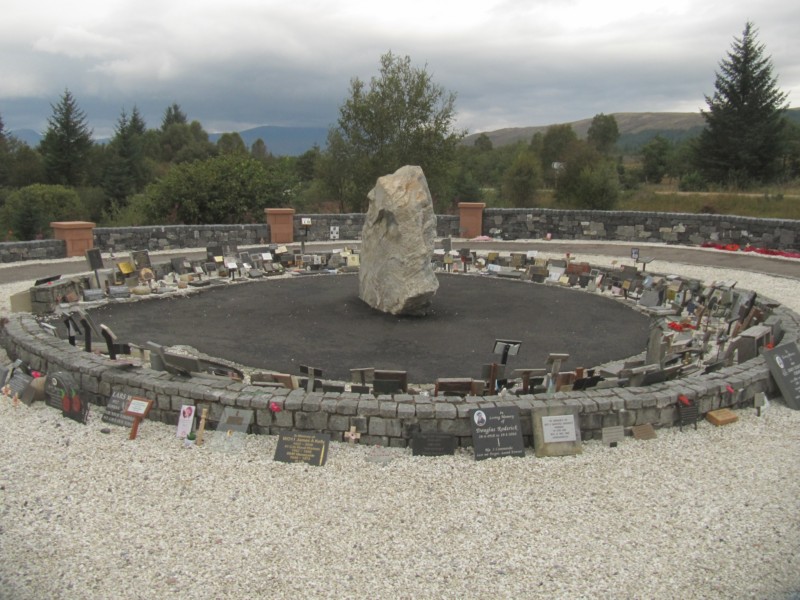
274 432 330 466
541 415 578 443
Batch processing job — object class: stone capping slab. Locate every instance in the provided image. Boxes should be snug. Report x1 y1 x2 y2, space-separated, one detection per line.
1 286 797 447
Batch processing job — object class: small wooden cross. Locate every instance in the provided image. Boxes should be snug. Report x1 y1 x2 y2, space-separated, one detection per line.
343 426 361 444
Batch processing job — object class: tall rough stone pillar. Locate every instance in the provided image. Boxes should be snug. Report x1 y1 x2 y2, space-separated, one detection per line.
359 166 439 316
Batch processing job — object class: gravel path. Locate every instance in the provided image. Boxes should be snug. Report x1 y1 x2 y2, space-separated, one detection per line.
1 249 799 599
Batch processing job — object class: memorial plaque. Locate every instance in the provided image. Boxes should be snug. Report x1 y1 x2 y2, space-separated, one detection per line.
532 406 582 457
85 248 104 271
470 406 525 461
631 423 657 440
108 286 131 299
274 432 330 466
206 245 224 262
131 250 151 270
44 371 81 416
83 288 105 302
7 370 34 405
601 425 624 447
411 433 457 457
208 407 253 453
176 405 196 439
102 391 136 428
763 342 800 410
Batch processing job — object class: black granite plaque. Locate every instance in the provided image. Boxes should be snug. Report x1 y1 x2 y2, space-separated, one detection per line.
44 372 88 424
470 406 525 461
7 370 34 404
274 432 330 466
85 248 104 271
102 391 136 428
411 433 457 457
764 342 800 410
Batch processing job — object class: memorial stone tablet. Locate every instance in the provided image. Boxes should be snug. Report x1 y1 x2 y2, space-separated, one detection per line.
764 342 800 410
108 286 131 299
85 248 104 271
7 370 34 404
44 371 88 423
274 432 330 466
83 288 105 302
532 405 582 457
470 406 525 461
102 391 136 428
411 433 457 457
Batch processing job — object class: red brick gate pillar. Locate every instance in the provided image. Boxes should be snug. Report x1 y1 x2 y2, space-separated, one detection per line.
265 208 296 244
458 202 485 239
50 221 96 257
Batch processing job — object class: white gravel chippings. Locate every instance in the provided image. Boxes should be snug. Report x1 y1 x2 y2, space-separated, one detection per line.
0 250 799 599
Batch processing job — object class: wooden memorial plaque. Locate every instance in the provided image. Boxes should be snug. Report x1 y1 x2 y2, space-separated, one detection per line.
411 433 457 457
102 391 136 428
124 397 153 440
532 406 582 457
470 406 525 461
274 432 330 466
763 342 800 410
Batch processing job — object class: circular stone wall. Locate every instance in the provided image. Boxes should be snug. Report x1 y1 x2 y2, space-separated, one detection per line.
86 273 652 382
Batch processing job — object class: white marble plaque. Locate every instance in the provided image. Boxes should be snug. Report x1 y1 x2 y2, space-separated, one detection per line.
541 415 578 443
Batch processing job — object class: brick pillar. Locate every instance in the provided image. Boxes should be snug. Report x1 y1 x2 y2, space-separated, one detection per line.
458 202 485 239
50 221 96 258
265 208 296 244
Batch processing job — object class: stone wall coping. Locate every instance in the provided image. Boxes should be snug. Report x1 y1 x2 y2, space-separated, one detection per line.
2 280 796 446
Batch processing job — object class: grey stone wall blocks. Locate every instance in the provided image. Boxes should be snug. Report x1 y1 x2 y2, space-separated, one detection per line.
1 267 796 448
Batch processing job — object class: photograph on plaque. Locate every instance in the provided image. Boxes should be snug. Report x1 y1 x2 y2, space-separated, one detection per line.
176 405 196 439
469 406 525 461
274 432 331 466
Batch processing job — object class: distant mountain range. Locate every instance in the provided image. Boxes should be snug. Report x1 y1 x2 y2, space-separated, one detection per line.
208 126 328 156
463 107 800 152
7 125 329 157
9 108 799 156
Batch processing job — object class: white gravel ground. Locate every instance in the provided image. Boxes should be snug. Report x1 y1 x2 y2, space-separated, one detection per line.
1 246 799 599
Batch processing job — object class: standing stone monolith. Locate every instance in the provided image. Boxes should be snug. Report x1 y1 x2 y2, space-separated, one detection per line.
359 165 439 315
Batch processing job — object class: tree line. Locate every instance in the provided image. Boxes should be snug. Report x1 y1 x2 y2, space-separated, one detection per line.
0 22 797 240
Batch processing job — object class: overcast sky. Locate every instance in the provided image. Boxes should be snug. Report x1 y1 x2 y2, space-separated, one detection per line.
2 0 798 139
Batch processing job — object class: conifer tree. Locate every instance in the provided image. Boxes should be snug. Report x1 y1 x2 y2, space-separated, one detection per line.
39 89 93 187
696 22 788 186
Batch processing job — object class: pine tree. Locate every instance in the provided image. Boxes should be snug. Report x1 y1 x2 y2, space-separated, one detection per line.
39 89 94 186
696 22 788 186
